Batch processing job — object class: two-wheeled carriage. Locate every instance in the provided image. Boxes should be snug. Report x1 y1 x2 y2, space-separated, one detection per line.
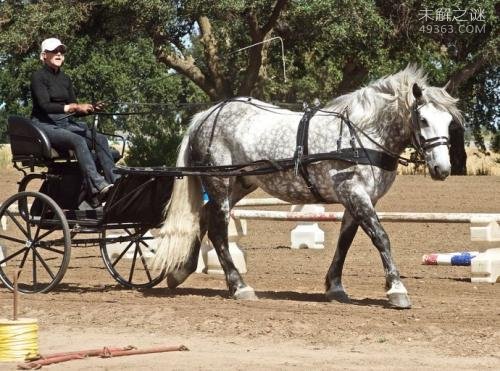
0 116 174 293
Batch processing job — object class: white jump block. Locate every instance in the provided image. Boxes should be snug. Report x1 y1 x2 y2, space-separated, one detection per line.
230 217 247 237
290 204 325 249
107 230 156 259
196 218 247 274
0 245 5 267
470 218 500 242
471 248 500 283
196 240 247 275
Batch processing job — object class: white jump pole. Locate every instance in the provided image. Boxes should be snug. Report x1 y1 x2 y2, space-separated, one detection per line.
235 198 291 206
230 210 500 224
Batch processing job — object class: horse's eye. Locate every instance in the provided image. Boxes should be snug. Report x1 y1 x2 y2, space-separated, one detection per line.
420 117 428 126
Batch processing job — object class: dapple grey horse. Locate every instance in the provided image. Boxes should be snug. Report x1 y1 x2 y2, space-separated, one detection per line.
153 66 462 309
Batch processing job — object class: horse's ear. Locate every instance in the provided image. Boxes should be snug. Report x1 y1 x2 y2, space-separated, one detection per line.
412 83 423 100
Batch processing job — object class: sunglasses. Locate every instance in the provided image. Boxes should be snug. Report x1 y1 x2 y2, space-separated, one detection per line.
45 47 66 54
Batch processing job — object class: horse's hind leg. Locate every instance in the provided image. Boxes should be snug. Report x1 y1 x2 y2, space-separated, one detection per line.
205 177 257 300
337 188 411 309
165 178 254 290
325 211 358 303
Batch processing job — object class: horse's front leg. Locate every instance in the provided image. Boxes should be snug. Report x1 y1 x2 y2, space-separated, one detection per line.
207 199 257 300
338 187 411 309
325 211 358 303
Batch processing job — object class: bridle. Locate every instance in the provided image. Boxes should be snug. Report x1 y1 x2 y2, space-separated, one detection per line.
410 102 450 158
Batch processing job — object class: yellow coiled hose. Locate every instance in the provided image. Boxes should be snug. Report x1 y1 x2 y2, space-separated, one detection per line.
0 319 39 362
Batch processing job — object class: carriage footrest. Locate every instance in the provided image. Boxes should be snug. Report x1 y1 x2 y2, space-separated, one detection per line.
65 208 104 224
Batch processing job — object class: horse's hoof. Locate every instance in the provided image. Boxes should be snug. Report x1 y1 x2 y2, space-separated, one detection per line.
387 293 412 309
325 289 350 303
233 286 258 300
166 269 191 289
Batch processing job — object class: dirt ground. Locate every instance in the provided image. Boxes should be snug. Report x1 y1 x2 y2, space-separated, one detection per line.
1 167 499 370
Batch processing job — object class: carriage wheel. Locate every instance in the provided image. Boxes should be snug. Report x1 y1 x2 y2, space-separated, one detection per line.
0 191 71 293
100 228 165 289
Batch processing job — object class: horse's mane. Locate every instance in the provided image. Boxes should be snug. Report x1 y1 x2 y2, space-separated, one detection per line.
325 65 463 130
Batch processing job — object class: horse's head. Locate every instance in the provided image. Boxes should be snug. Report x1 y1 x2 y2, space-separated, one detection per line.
410 83 460 180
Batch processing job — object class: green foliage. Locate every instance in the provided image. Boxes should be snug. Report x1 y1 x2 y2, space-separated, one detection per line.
462 66 499 152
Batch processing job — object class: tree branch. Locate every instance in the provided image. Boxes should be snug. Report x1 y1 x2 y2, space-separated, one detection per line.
445 54 488 94
150 24 219 100
238 0 288 96
198 16 230 97
336 62 368 95
261 0 288 35
155 48 219 100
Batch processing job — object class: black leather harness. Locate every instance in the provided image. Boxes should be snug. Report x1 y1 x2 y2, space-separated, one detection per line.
293 104 326 202
292 104 399 202
185 98 411 201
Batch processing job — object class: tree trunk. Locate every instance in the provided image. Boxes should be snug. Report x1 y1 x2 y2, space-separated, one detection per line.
449 125 467 175
445 55 488 174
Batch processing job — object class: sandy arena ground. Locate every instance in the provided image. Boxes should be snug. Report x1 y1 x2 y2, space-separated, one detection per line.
0 167 499 370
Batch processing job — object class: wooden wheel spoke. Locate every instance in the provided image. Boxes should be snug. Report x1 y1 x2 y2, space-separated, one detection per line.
0 247 28 266
0 233 27 244
137 247 153 282
18 248 30 270
33 227 58 242
32 248 55 280
128 246 139 282
32 249 37 285
111 241 134 267
32 202 49 242
4 210 30 239
38 245 65 255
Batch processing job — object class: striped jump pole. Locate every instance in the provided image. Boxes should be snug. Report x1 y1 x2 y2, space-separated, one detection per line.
422 251 479 266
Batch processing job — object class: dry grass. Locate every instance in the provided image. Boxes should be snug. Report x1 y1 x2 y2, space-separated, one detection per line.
0 144 11 169
465 148 500 176
1 143 499 175
397 148 500 176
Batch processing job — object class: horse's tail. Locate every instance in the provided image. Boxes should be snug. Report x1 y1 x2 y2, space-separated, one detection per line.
152 130 203 273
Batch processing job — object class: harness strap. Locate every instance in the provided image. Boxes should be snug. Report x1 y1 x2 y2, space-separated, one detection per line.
294 105 327 203
115 148 399 178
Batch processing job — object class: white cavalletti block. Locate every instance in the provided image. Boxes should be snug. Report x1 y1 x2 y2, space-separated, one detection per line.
1 215 6 230
196 217 247 274
470 217 500 242
290 204 325 249
0 245 5 267
471 248 500 284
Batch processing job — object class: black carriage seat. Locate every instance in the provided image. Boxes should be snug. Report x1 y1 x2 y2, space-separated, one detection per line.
7 115 122 167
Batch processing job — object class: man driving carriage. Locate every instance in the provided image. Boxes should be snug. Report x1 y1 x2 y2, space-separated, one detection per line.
30 37 117 200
